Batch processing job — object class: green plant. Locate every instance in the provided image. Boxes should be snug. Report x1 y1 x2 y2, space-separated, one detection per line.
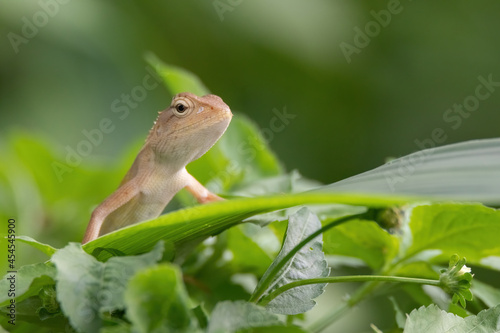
1 57 500 333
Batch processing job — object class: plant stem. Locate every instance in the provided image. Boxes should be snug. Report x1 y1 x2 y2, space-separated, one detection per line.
258 275 440 306
307 269 441 333
248 211 368 303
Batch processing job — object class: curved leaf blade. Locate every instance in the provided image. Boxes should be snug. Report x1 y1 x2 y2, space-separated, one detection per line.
51 242 164 333
399 203 500 269
207 301 282 333
82 193 418 261
319 138 500 205
15 236 58 257
256 208 330 315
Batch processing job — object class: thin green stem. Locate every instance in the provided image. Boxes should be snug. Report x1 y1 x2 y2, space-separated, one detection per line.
307 271 443 333
248 211 368 303
258 275 440 306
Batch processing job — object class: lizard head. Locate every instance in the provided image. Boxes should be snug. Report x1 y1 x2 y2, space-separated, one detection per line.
149 92 233 166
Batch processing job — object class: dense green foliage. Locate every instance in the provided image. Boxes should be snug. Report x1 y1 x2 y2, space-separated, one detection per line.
1 61 500 332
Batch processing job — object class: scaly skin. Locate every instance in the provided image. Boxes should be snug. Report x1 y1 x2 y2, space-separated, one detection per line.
82 92 232 244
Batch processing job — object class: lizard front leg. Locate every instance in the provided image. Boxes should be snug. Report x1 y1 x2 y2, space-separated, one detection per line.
184 173 223 203
82 181 140 244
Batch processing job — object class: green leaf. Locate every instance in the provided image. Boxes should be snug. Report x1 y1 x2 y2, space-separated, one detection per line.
320 138 500 206
461 305 500 332
124 264 195 333
207 301 282 333
255 208 330 315
146 52 210 96
404 305 463 332
404 304 500 333
82 192 414 261
323 219 399 270
0 262 56 307
15 236 58 257
398 203 500 269
51 242 164 333
471 279 500 308
98 243 166 312
227 226 274 276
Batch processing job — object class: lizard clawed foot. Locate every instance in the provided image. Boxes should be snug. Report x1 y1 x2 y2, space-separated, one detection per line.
184 173 225 204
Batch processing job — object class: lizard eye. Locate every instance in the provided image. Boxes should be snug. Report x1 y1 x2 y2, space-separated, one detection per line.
172 97 194 117
175 103 186 113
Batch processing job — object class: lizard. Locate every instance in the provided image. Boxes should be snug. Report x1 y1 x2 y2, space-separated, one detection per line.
82 92 232 244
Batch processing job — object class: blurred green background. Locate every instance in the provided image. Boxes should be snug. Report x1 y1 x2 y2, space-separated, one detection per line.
2 0 499 183
1 1 500 331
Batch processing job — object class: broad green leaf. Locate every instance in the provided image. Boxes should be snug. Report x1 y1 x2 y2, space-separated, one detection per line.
256 208 330 315
0 262 56 307
227 226 274 276
462 305 500 331
320 138 500 206
124 264 195 333
82 192 416 261
323 219 399 270
207 301 282 333
51 242 164 333
397 203 500 270
404 304 500 333
404 305 463 332
15 236 58 257
97 243 165 312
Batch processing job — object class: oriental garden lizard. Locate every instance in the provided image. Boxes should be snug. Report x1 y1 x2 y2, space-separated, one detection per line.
82 92 232 243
